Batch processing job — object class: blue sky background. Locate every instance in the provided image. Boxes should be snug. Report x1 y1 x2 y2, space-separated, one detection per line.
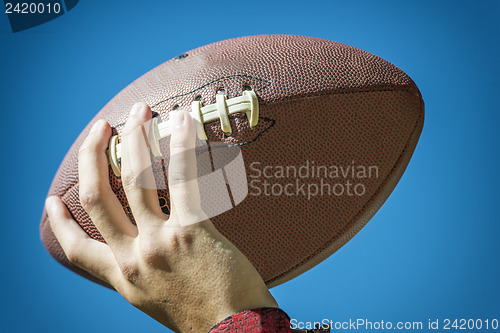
0 1 498 332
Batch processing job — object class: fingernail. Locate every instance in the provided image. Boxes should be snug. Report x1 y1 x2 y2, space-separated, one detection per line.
89 120 102 134
45 196 56 212
131 102 146 115
171 111 185 126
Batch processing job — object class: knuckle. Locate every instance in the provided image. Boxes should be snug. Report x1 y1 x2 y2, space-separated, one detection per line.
120 288 135 305
122 119 143 138
64 240 82 265
121 125 134 138
169 139 188 150
118 259 140 284
165 228 194 251
65 252 80 265
124 291 145 308
78 141 98 159
113 280 139 305
170 131 195 151
168 171 186 187
139 241 163 266
121 171 138 189
78 186 102 212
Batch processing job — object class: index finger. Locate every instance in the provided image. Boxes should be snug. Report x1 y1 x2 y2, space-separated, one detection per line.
78 120 137 246
167 111 208 226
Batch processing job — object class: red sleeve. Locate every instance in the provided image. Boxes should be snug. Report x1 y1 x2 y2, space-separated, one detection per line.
208 307 292 333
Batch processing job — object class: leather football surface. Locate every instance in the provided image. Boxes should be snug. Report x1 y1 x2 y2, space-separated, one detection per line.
40 35 424 289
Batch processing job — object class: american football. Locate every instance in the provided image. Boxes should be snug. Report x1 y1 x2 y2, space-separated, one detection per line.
40 34 424 289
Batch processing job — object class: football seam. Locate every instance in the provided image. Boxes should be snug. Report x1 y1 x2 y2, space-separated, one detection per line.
112 81 419 129
260 84 421 107
267 103 424 284
150 74 272 109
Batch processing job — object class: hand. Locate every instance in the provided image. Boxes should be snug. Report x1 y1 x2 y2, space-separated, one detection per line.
45 103 278 333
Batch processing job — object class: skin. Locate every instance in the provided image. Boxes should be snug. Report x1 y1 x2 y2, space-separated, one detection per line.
45 103 278 333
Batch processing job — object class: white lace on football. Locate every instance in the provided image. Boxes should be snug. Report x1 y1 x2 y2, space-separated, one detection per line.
108 89 259 177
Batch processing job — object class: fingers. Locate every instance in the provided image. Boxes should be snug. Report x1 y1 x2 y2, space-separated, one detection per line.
78 119 137 247
46 196 125 289
120 103 165 228
168 111 208 226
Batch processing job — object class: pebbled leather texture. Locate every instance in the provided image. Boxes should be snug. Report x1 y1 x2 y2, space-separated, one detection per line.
40 34 424 289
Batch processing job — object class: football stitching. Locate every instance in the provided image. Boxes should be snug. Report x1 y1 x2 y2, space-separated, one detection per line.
150 74 272 109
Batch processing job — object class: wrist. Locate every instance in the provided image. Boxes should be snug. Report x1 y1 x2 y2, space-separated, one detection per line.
209 307 291 333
